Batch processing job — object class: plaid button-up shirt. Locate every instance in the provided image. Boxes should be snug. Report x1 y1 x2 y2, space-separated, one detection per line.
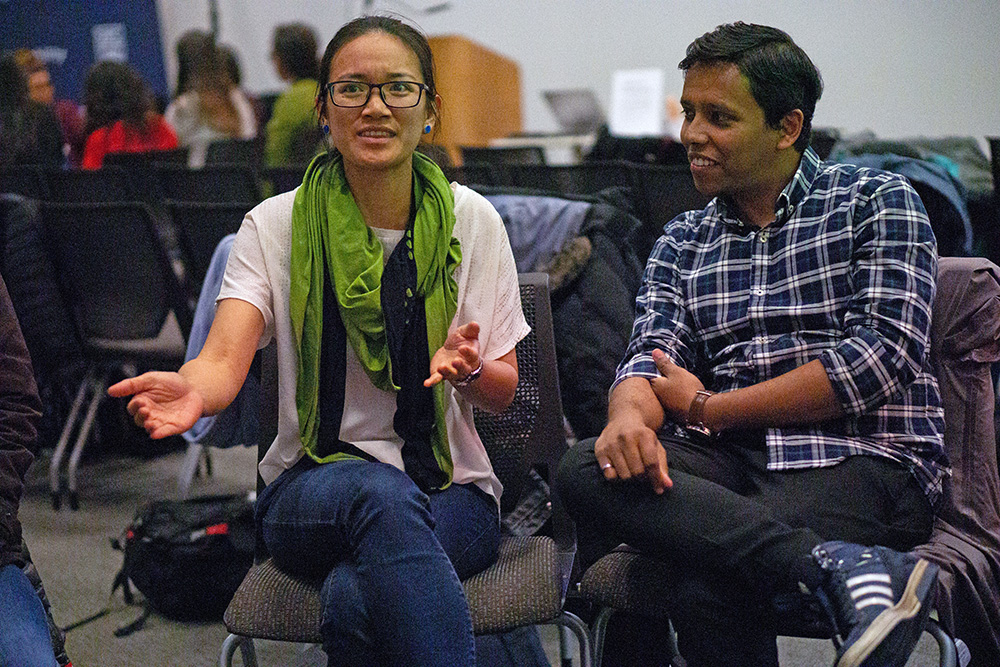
616 148 948 506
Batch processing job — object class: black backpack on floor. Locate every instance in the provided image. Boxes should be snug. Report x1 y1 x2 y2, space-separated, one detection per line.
111 494 255 625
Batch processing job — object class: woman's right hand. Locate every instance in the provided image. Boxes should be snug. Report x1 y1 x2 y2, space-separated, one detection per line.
107 371 205 439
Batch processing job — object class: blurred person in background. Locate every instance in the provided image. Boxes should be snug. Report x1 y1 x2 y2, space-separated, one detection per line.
13 48 85 166
80 60 178 169
0 53 64 168
265 23 321 166
165 32 257 168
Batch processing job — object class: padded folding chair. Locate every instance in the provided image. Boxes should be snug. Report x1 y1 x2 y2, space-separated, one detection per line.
220 273 592 667
164 200 255 293
40 201 194 510
0 164 50 200
155 163 261 203
44 166 137 203
577 259 1000 667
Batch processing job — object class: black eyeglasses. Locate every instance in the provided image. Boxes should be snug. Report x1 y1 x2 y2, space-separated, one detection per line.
325 80 430 108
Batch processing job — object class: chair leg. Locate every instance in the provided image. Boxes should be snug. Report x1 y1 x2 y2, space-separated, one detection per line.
555 610 593 667
65 375 106 511
590 607 614 667
48 370 92 509
177 442 203 499
220 634 258 667
926 618 960 667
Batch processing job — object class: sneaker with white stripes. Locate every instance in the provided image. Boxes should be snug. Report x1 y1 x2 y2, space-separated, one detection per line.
812 540 939 667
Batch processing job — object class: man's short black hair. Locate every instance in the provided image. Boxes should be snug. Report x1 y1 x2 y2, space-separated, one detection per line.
679 22 823 153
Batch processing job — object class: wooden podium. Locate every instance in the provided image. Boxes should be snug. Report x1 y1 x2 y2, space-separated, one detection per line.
426 35 522 165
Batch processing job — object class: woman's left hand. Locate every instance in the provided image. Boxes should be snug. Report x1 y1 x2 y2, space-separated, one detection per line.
425 321 481 387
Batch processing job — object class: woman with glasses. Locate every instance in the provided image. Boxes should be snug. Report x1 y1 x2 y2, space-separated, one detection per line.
109 15 527 666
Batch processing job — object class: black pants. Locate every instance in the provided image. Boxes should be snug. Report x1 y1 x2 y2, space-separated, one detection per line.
557 433 934 667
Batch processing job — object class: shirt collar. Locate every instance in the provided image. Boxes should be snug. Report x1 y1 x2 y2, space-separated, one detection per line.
717 147 821 231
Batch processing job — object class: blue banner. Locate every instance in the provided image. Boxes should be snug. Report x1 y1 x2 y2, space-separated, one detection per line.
1 0 168 104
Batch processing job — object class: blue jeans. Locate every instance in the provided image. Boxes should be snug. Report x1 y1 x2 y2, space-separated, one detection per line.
0 564 57 667
258 458 501 667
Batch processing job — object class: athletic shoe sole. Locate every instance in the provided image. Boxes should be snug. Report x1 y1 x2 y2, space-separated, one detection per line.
836 558 939 667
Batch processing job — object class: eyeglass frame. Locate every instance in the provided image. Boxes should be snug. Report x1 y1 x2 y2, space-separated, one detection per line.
324 80 432 109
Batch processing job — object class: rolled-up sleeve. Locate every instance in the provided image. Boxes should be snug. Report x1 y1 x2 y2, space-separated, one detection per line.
819 177 937 416
612 222 697 391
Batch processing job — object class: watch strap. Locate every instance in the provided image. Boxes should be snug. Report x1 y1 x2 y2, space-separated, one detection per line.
685 390 715 438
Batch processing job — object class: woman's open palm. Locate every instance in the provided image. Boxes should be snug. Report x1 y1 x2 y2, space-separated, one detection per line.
107 372 205 439
425 321 481 387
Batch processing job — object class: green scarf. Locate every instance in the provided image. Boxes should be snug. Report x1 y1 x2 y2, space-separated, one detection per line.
289 151 461 483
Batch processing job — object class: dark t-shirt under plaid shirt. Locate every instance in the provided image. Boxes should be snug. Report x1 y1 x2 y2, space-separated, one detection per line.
616 147 948 507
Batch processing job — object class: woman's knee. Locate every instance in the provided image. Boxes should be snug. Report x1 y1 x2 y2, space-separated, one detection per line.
349 463 430 520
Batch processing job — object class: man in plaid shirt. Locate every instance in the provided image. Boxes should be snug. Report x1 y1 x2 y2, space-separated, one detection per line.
559 22 947 667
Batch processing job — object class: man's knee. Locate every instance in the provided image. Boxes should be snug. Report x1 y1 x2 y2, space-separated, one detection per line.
556 437 599 506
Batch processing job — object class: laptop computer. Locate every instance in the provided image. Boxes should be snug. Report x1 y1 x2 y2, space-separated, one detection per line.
542 89 606 135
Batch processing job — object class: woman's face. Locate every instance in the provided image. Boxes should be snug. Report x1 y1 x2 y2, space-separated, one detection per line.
320 32 436 179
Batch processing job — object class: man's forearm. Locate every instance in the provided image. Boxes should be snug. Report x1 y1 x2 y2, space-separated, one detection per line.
609 377 667 431
704 359 844 432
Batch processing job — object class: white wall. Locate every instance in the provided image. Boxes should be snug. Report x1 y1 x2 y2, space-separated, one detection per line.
156 0 1000 145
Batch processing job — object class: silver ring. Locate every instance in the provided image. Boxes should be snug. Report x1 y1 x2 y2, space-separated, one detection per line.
601 462 613 470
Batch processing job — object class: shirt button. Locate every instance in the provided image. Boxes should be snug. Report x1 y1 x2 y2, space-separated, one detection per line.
759 231 769 242
752 287 766 296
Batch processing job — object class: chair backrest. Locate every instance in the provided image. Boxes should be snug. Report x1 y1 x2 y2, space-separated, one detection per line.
261 165 307 197
507 161 638 199
987 137 999 196
631 163 711 262
40 201 193 349
0 165 50 200
44 166 136 203
155 163 261 203
206 137 266 168
475 274 574 559
166 200 255 291
442 163 502 187
103 147 189 168
415 143 454 168
460 145 546 167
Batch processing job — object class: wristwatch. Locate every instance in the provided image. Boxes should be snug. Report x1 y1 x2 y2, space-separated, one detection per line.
454 358 484 387
685 390 715 439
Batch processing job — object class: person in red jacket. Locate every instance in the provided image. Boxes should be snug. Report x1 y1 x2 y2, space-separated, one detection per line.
80 61 178 169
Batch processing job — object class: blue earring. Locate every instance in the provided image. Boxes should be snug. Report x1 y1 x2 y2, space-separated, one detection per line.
322 124 330 135
423 123 432 134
